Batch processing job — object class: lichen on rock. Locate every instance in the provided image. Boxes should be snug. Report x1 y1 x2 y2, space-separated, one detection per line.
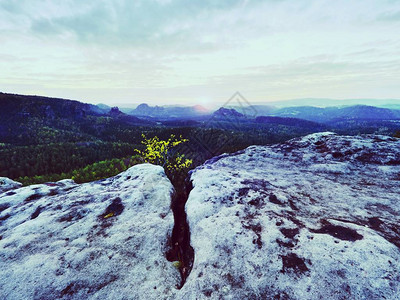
182 133 400 299
0 164 180 299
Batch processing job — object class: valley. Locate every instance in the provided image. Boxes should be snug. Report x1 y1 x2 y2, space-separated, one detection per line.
1 92 400 186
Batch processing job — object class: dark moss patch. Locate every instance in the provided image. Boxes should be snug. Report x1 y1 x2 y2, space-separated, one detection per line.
70 199 91 207
60 275 118 297
274 291 290 300
240 179 272 191
269 193 283 205
248 197 264 208
387 158 400 165
368 217 383 230
60 282 78 296
276 239 295 248
386 224 400 249
25 193 42 202
281 253 310 275
280 227 300 239
285 212 304 228
0 214 11 222
30 206 42 220
238 187 250 197
58 208 89 222
224 273 245 288
48 189 58 196
332 152 343 158
0 203 10 213
281 145 294 153
243 222 263 249
288 199 299 211
356 152 376 163
311 223 363 241
102 197 124 218
315 142 329 153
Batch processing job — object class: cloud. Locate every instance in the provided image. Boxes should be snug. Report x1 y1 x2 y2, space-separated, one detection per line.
1 0 400 104
27 0 249 48
377 11 400 22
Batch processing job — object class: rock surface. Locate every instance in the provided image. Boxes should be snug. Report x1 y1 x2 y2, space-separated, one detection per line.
0 164 180 299
0 177 22 193
1 133 400 300
183 132 400 299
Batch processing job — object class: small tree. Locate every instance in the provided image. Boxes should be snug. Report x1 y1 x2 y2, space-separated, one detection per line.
137 134 193 282
136 134 192 181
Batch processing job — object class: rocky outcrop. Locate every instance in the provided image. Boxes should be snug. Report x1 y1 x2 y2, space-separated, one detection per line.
1 133 400 299
0 177 22 193
182 132 400 299
0 164 180 299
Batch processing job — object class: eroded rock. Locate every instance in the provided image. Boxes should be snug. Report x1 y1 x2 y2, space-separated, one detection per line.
0 177 22 193
0 164 180 299
182 133 400 299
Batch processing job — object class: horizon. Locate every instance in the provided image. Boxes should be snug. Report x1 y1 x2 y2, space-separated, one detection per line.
1 1 400 106
2 90 400 110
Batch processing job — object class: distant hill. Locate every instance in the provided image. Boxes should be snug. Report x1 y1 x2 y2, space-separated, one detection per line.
212 107 245 119
257 98 400 108
129 103 209 119
0 92 150 145
213 105 400 124
248 105 276 117
255 116 327 130
96 103 111 113
0 92 103 119
2 92 400 146
107 106 154 125
272 105 400 123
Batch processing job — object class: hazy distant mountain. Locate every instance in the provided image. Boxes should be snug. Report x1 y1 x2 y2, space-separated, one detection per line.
97 103 133 114
381 104 400 110
96 103 111 113
129 103 209 119
248 105 276 116
108 106 154 125
272 105 400 123
255 116 326 130
216 104 400 124
212 107 245 119
258 98 400 108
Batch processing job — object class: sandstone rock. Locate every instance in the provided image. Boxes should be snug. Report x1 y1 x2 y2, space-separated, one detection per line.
0 177 22 193
182 133 400 299
1 133 400 299
0 164 180 299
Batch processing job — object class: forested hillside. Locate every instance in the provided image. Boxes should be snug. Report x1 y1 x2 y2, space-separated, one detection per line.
2 92 400 186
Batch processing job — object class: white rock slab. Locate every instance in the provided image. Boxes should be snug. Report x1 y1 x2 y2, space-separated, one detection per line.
182 133 400 299
0 164 180 299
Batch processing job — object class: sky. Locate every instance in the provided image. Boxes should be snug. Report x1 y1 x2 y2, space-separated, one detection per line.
1 0 400 107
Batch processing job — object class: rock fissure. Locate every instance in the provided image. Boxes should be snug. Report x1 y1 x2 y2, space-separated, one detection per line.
166 175 194 289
